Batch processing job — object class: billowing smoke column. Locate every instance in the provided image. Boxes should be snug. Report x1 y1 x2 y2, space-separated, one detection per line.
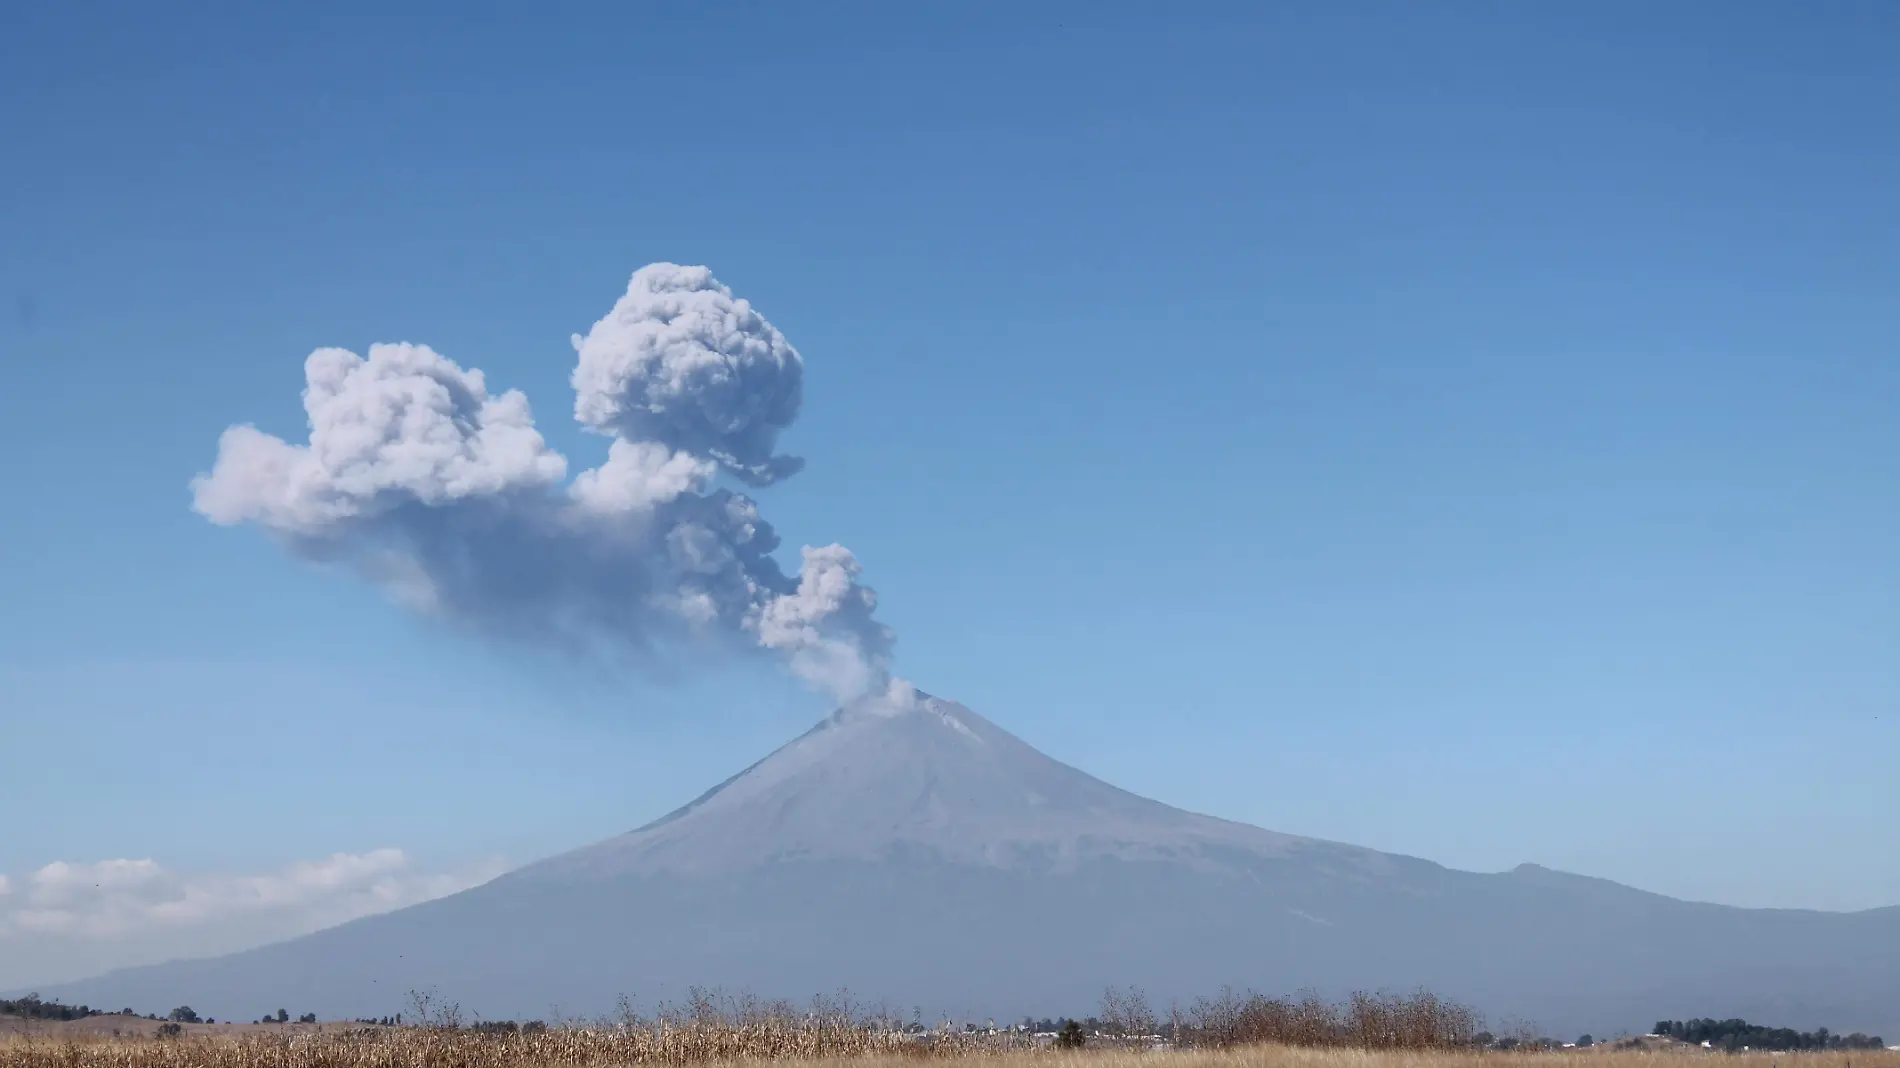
192 264 909 706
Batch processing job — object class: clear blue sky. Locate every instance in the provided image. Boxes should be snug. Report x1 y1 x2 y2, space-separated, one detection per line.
2 0 1895 943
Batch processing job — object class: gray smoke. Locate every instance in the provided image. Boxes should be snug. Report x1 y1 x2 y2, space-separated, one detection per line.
192 264 906 705
571 264 804 487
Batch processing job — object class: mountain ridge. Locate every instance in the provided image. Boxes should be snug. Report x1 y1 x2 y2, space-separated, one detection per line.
23 694 1900 1037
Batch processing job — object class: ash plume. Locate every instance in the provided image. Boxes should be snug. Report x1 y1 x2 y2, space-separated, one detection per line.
192 263 904 705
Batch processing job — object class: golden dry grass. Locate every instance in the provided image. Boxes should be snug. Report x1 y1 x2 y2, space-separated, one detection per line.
1 1030 1896 1068
1065 1052 1900 1068
0 1023 946 1068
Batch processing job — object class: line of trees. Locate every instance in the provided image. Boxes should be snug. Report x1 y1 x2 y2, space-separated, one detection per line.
0 995 104 1022
469 1020 550 1034
248 1009 317 1024
1019 1015 1103 1035
1656 1018 1885 1051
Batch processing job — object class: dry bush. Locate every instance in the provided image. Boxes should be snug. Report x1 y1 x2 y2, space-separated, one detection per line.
1100 989 1159 1039
1171 990 1481 1050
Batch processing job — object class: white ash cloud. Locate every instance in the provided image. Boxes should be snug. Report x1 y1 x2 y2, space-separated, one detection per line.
192 343 568 533
571 263 804 487
192 264 903 704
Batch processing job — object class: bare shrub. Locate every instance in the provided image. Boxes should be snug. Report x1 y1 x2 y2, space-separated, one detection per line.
1176 987 1481 1050
1099 987 1158 1038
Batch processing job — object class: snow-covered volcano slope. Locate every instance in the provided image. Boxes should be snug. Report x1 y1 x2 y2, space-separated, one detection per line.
30 695 1900 1038
538 694 1331 875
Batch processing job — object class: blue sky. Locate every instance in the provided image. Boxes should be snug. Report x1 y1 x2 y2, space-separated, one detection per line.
2 1 1895 982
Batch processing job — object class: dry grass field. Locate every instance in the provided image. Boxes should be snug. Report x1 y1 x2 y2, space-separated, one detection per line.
2 1034 1897 1068
2 1026 1897 1068
4 989 1891 1068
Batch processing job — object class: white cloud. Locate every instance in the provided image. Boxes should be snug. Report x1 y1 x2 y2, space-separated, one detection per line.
0 850 506 989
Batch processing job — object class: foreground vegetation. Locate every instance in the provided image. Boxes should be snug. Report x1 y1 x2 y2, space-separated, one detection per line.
2 1035 1897 1068
2 989 1892 1068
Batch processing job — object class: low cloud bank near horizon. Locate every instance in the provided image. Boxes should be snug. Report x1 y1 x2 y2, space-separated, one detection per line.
191 264 913 709
0 850 507 991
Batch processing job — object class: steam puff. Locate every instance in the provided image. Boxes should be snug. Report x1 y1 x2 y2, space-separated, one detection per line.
192 265 897 704
754 545 885 702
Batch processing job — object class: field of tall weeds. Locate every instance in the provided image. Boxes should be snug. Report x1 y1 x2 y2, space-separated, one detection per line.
4 1035 1898 1068
2 988 1893 1068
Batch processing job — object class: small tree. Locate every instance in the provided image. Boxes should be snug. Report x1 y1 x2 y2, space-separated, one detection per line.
406 988 462 1029
1056 1019 1087 1049
167 1006 201 1024
1100 986 1157 1037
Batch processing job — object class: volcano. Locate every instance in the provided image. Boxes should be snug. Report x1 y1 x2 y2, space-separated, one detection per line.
30 694 1900 1036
